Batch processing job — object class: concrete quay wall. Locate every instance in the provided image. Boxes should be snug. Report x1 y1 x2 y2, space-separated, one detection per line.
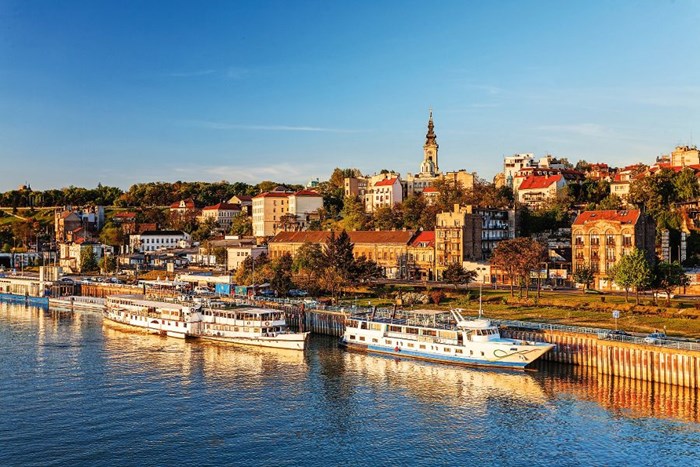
503 329 700 389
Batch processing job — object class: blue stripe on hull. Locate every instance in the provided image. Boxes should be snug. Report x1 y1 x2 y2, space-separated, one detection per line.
340 341 530 369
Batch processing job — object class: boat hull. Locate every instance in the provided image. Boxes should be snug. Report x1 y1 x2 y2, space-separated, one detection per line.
200 333 309 351
103 314 190 339
339 340 552 370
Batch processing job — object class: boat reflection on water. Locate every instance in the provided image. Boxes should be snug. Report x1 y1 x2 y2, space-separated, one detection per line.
101 322 307 385
537 362 700 424
341 350 551 407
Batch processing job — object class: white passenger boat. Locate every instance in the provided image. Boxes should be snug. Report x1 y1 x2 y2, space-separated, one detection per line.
198 306 309 351
339 308 554 369
104 295 203 339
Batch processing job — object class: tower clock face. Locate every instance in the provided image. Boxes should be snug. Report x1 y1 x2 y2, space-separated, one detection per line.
427 150 433 155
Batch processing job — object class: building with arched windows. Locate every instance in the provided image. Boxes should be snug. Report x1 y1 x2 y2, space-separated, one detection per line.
571 210 655 289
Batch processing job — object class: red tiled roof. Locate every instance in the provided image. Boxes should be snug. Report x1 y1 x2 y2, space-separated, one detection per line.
292 189 322 197
375 177 398 187
518 174 563 190
113 212 136 219
270 230 415 245
410 231 435 247
170 198 195 209
202 202 241 211
422 186 438 193
573 210 641 225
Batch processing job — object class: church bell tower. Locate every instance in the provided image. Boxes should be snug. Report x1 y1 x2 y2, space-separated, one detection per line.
420 110 439 176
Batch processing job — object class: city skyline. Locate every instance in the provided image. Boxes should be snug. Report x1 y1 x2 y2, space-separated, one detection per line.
1 1 699 191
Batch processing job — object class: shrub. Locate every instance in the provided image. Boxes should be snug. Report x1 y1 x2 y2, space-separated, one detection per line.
430 290 445 305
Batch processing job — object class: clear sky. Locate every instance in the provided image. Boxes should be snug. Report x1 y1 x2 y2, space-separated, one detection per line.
1 1 699 191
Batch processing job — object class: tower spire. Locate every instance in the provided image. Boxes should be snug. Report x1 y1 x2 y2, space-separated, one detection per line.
425 109 437 146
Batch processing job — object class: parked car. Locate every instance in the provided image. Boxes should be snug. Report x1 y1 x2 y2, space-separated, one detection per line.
541 285 557 291
258 289 276 298
644 332 667 345
584 289 604 295
604 330 631 339
288 289 308 297
653 291 675 299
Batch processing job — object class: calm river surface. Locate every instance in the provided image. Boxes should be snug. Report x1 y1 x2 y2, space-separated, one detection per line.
1 302 698 466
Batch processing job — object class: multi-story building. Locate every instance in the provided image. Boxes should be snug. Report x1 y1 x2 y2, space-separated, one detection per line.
287 190 324 230
344 176 369 199
226 241 267 272
228 195 253 215
503 153 536 188
268 230 417 279
435 205 483 279
54 206 105 243
609 164 646 201
130 230 191 253
200 202 242 230
516 174 567 207
473 207 517 258
670 145 700 167
571 210 656 289
58 241 110 273
252 188 322 238
252 188 294 238
365 177 403 213
407 231 435 280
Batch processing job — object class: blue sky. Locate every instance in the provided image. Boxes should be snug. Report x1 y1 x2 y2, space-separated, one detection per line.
1 1 699 191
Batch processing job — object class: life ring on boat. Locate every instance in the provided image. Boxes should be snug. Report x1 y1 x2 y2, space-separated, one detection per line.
394 346 400 352
264 321 270 326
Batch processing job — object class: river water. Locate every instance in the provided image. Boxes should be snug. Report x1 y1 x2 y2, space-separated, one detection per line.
0 302 698 466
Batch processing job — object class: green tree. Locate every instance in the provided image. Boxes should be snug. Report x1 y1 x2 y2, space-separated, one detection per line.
99 225 124 247
491 237 545 298
229 213 253 236
80 248 99 272
341 196 370 231
99 254 117 273
214 247 227 267
610 248 653 304
674 168 700 202
442 262 477 289
320 230 355 302
654 261 689 305
270 253 295 297
572 265 595 293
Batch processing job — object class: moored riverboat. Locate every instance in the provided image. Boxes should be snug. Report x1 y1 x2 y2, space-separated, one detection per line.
104 295 202 338
339 308 554 369
198 306 309 351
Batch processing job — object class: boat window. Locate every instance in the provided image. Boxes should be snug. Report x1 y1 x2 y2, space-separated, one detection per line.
360 322 368 330
372 338 378 343
455 349 463 354
350 335 356 340
421 329 437 337
407 343 414 348
389 325 402 333
419 344 426 350
481 352 484 356
359 336 365 341
405 327 419 335
385 340 392 345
